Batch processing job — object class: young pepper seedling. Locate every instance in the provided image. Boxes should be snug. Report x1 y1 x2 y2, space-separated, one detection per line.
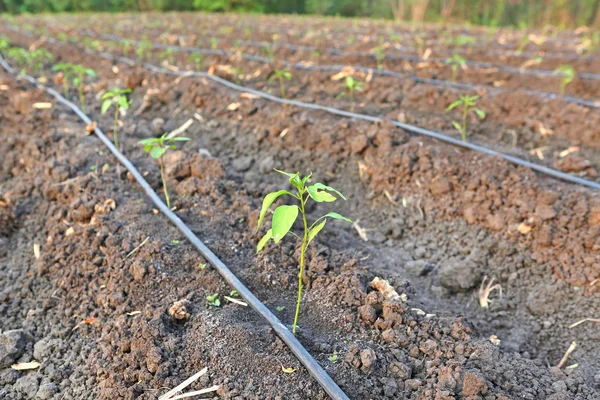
101 88 132 148
256 170 351 334
138 133 190 208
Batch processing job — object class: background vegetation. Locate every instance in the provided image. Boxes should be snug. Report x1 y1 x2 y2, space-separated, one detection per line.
1 0 599 28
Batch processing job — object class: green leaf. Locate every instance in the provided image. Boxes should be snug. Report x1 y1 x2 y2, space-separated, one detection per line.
256 190 292 231
85 69 96 77
313 182 346 200
307 185 337 202
101 91 114 100
308 219 326 245
271 205 298 243
138 138 157 146
144 144 152 152
72 77 80 86
452 121 462 131
474 108 486 119
322 212 352 223
445 99 462 112
256 228 272 253
101 99 112 114
150 146 166 159
118 96 129 110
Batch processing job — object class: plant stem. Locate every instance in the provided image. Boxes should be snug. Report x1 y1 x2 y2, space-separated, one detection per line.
159 156 170 208
293 192 308 335
350 89 355 112
279 77 285 98
78 81 85 113
462 103 468 142
113 105 119 148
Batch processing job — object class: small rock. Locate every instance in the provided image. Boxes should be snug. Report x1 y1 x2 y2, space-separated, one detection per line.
129 260 148 282
15 373 40 399
0 329 34 368
535 204 557 220
168 300 190 320
462 372 487 396
357 305 377 324
388 362 411 380
33 338 58 361
405 260 434 276
360 348 376 373
349 134 368 154
35 383 58 400
429 178 451 196
150 118 165 135
438 257 479 292
258 156 275 174
232 156 253 172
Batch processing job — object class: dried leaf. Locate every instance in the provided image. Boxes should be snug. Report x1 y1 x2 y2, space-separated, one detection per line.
0 84 9 90
489 335 501 345
65 227 75 236
559 146 580 158
84 317 95 324
240 92 259 99
33 243 41 259
11 361 40 370
281 366 296 374
126 311 142 316
518 223 532 234
32 102 52 109
227 102 240 111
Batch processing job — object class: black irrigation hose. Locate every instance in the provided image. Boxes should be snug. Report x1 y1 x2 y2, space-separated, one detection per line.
64 45 600 191
84 31 600 110
0 53 351 400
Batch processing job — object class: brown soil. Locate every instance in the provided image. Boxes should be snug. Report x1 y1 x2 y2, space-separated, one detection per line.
1 12 600 400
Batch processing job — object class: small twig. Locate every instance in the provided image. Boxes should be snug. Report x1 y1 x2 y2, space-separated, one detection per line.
352 219 368 241
478 276 502 308
166 118 194 139
167 385 220 400
224 296 248 306
126 236 150 258
158 367 208 400
383 190 396 205
569 318 600 328
556 341 577 369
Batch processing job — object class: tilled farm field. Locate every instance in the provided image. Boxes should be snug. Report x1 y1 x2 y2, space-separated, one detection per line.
0 12 599 400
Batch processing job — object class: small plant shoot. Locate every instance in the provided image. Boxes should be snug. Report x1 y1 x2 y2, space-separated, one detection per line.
445 54 466 82
269 69 292 98
52 63 96 112
207 293 220 307
138 133 190 208
256 170 352 334
446 94 486 142
553 64 575 97
337 76 363 112
101 88 132 147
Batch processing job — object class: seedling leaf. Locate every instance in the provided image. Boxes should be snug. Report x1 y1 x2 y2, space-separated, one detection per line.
150 146 167 159
308 219 326 245
271 205 298 243
257 190 292 231
256 229 272 253
101 99 112 114
307 185 337 202
322 212 352 223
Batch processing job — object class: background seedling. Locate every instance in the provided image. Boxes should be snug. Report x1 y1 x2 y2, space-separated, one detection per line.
138 133 190 208
553 64 575 96
188 53 204 71
0 37 9 51
31 48 54 76
7 47 30 73
52 63 96 112
445 94 486 142
120 39 132 56
262 44 275 62
256 170 351 334
276 305 285 311
269 69 291 98
445 54 466 82
210 37 218 50
337 76 363 112
374 45 385 69
206 293 220 307
101 88 132 147
160 48 176 65
136 39 153 61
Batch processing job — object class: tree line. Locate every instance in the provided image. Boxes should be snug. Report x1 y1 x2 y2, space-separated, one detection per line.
1 0 599 28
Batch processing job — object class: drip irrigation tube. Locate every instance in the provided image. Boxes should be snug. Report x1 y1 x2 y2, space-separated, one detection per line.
0 53 351 400
92 27 600 80
73 30 600 110
52 43 600 191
